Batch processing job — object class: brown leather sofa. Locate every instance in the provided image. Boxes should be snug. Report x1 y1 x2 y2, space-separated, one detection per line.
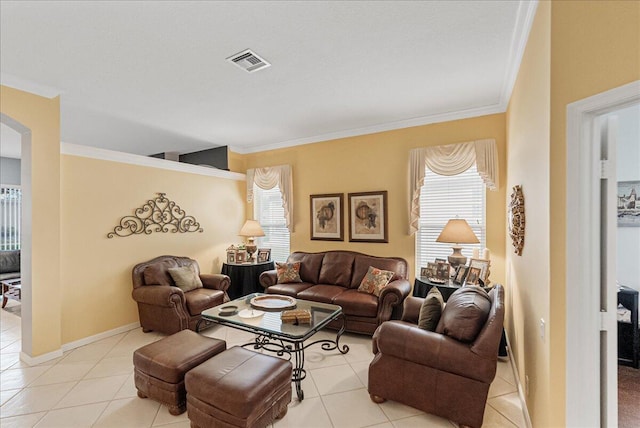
259 250 410 335
368 284 505 428
132 255 230 334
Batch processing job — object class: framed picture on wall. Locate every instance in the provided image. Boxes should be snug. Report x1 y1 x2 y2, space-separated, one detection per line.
310 193 344 240
618 181 640 227
348 191 388 243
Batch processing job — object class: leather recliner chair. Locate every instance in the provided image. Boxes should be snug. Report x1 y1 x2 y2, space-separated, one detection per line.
368 284 504 428
132 255 230 334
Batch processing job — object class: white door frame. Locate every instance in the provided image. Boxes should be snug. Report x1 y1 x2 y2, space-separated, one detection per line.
566 80 640 427
0 113 34 357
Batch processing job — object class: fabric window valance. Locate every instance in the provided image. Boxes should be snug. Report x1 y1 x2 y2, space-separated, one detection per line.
246 164 293 232
409 139 498 234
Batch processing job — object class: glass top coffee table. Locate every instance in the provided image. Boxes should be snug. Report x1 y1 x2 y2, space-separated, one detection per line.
199 293 349 400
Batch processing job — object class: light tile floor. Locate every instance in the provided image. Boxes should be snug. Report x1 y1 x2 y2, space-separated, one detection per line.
1 301 527 427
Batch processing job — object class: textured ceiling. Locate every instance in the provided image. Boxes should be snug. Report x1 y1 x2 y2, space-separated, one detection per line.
0 1 536 158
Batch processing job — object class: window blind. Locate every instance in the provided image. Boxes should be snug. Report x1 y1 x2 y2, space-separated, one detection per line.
0 186 21 250
415 166 485 276
253 184 290 263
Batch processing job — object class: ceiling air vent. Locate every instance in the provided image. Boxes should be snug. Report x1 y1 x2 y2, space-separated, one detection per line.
227 49 271 73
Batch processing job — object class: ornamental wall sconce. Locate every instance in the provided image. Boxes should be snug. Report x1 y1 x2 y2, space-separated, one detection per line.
508 185 525 256
107 192 203 238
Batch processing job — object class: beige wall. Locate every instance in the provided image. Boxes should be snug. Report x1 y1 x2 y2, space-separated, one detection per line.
237 114 507 287
504 1 640 425
60 155 245 343
1 85 62 356
549 1 639 425
505 2 551 426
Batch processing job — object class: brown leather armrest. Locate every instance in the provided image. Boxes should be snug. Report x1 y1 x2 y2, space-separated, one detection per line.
378 279 411 306
200 274 230 292
259 270 278 288
375 320 496 383
132 285 185 307
401 296 424 324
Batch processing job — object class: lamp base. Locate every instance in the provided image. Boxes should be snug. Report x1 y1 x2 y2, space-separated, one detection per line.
246 244 257 263
447 246 467 271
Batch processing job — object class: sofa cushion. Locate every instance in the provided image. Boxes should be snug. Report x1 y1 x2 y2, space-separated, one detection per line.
417 287 444 331
0 250 20 274
276 262 303 284
265 282 315 297
287 252 325 284
436 286 491 343
298 285 348 304
318 252 354 287
357 266 395 297
333 289 378 317
184 288 225 316
168 266 203 292
351 255 406 288
143 259 178 286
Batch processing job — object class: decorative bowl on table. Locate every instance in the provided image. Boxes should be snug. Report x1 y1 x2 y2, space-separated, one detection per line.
250 295 297 311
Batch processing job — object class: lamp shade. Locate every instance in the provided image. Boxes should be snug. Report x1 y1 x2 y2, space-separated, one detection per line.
436 219 479 244
239 220 265 237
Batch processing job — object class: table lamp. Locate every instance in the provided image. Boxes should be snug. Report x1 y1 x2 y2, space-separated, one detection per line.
239 220 265 262
436 219 479 269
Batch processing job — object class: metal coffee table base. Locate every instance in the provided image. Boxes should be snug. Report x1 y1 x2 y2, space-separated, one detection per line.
243 316 350 400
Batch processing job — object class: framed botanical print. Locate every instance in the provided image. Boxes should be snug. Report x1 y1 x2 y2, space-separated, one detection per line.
310 193 344 240
348 191 388 243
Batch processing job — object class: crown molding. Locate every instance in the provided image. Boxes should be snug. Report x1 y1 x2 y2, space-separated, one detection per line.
498 0 539 111
231 103 505 154
1 73 63 99
61 142 246 181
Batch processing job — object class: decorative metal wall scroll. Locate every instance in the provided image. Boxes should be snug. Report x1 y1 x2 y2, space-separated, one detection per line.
107 192 203 238
508 185 525 256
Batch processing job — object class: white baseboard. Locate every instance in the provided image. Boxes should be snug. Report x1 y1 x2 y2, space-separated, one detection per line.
61 322 140 352
506 338 533 428
19 322 140 366
20 349 64 366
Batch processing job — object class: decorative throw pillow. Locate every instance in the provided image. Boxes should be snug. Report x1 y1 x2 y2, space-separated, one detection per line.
168 266 203 292
276 262 303 284
357 266 395 297
417 287 444 331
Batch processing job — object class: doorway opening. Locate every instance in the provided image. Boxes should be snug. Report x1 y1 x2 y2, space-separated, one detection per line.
0 113 33 359
566 80 640 427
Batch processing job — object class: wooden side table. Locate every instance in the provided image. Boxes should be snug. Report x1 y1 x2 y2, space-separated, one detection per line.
1 278 21 308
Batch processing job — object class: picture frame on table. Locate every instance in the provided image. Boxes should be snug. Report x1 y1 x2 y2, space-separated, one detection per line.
469 258 490 283
453 265 469 285
257 248 271 263
466 267 482 286
235 250 247 264
424 262 438 279
227 251 236 264
435 262 451 281
310 193 344 240
348 191 388 243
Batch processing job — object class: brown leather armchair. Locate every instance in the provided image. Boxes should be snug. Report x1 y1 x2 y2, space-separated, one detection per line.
368 284 504 428
132 255 230 335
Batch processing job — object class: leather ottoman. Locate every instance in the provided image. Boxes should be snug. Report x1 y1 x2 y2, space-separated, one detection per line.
185 346 292 428
134 329 226 415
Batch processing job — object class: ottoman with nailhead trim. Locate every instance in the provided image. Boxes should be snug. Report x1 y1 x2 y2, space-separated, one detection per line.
185 346 292 428
134 329 226 415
